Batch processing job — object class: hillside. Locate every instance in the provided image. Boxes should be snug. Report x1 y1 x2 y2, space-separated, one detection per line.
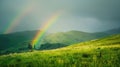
0 30 39 54
43 31 98 44
0 30 108 55
0 34 120 67
39 30 107 50
1 27 120 55
0 30 38 50
103 27 120 35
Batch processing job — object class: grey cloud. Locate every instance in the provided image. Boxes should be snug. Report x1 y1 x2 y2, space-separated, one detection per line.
0 0 120 33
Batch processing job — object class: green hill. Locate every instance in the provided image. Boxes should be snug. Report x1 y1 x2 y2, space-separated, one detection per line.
104 27 120 35
1 27 120 55
39 30 107 50
42 31 97 45
0 34 120 67
0 30 37 50
0 30 108 55
0 30 39 55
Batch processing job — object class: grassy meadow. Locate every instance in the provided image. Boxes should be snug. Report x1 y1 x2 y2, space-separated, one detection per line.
0 34 120 67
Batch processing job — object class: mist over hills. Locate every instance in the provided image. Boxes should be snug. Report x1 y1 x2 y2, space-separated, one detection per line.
104 27 120 35
0 27 120 55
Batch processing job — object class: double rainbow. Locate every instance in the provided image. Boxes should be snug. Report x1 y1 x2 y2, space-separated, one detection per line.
3 3 62 46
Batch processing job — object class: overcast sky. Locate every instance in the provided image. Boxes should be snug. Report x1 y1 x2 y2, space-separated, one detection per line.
0 0 120 34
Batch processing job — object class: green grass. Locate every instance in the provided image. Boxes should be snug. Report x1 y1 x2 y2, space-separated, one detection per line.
0 34 120 67
0 30 108 54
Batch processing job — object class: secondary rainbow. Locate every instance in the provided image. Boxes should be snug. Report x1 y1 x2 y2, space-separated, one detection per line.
32 11 62 46
4 5 34 34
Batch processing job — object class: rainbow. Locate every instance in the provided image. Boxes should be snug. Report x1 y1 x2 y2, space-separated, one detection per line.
4 5 34 34
32 11 62 46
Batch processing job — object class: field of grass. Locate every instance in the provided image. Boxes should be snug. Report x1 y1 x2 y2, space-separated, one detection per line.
0 34 120 67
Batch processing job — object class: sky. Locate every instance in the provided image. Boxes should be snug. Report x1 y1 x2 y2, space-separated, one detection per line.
0 0 120 34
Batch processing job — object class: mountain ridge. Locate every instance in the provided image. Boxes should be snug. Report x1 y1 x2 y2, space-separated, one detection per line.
0 27 120 55
0 34 120 67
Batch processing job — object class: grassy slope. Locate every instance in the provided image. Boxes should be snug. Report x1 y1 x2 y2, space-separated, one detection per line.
0 30 107 54
39 31 108 50
0 27 120 54
0 31 38 55
0 34 120 67
0 31 37 50
45 30 109 44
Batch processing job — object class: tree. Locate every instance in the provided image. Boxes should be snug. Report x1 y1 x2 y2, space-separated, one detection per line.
28 43 34 52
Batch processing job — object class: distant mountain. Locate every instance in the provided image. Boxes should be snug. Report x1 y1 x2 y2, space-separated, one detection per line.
39 31 107 50
103 27 120 35
0 30 38 54
39 31 94 50
0 34 120 67
0 30 106 55
0 27 120 55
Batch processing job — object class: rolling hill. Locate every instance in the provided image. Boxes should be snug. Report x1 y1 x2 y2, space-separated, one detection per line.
39 30 107 50
0 30 108 55
0 31 38 49
0 34 120 67
104 27 120 35
0 27 120 55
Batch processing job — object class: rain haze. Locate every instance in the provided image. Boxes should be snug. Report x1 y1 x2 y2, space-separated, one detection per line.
0 0 120 34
